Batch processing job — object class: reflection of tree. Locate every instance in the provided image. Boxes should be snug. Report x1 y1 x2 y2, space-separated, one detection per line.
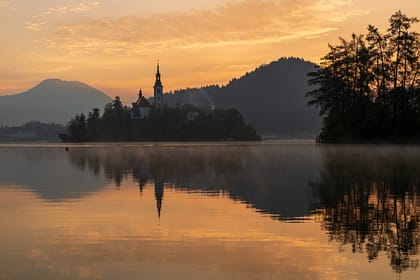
311 147 420 273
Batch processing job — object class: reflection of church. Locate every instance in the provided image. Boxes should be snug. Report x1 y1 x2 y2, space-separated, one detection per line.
137 177 164 219
154 178 164 218
131 62 165 120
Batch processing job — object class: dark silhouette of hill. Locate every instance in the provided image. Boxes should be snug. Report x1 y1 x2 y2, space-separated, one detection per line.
0 79 112 126
166 58 322 138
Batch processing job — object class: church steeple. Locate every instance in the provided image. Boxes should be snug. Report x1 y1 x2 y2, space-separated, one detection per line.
154 178 164 219
153 60 164 109
154 61 162 87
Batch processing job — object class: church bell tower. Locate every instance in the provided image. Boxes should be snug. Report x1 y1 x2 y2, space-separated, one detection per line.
153 61 164 109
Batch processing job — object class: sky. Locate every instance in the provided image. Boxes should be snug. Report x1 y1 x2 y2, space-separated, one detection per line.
0 0 419 102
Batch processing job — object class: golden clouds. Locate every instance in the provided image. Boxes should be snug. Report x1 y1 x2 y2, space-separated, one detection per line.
0 0 10 8
33 1 101 18
24 21 46 31
31 0 360 56
24 2 102 32
5 0 417 97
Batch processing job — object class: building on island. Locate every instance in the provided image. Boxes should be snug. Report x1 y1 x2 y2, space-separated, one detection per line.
131 62 213 121
131 89 152 119
131 62 165 119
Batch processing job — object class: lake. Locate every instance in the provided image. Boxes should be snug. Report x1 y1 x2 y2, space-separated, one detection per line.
0 141 419 279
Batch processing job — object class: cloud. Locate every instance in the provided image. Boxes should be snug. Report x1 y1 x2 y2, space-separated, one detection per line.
71 1 101 13
0 1 10 8
0 0 16 11
33 1 101 18
29 0 363 56
0 0 10 8
24 21 47 31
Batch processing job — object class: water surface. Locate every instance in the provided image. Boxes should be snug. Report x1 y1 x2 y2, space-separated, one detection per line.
0 142 419 279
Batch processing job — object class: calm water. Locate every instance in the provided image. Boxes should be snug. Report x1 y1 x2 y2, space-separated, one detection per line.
0 141 420 279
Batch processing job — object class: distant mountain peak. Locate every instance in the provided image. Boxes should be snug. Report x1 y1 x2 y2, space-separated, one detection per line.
32 78 97 91
42 78 63 83
0 79 112 126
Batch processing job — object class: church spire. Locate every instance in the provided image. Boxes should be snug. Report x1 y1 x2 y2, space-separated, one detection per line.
153 60 164 109
154 60 162 87
154 179 164 219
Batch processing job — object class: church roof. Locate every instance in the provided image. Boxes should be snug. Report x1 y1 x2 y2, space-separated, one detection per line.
134 96 152 108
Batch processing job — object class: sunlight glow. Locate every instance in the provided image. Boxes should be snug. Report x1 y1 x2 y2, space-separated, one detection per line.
0 0 419 99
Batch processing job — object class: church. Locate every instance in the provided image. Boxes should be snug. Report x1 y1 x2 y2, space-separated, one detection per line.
131 62 164 119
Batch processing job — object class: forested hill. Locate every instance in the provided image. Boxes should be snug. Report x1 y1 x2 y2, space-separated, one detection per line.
166 58 322 138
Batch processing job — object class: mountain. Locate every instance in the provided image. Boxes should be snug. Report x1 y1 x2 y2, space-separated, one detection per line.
0 79 112 126
166 58 322 138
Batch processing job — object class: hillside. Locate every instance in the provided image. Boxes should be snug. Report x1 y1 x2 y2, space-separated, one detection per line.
167 58 322 138
0 79 112 126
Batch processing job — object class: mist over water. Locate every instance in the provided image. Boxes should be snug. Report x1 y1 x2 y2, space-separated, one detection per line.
0 142 420 279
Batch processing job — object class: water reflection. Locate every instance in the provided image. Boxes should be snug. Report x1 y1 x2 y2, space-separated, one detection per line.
311 147 420 273
66 144 320 220
0 147 107 200
66 145 420 273
1 144 420 277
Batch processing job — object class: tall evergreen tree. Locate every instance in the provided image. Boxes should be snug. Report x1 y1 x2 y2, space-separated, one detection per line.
307 11 419 143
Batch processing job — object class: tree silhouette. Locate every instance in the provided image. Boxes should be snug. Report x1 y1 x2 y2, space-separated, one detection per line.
61 96 260 142
307 11 419 143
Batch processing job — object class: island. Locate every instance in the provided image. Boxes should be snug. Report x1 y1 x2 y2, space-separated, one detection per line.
60 64 260 142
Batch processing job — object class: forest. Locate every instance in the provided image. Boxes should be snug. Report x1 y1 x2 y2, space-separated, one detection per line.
60 96 260 142
307 11 420 143
0 121 64 141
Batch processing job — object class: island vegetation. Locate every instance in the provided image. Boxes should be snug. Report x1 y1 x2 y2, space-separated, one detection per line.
60 96 260 142
307 11 420 143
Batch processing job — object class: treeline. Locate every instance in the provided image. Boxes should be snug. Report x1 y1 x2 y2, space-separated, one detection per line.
307 11 420 143
60 97 260 142
0 121 65 141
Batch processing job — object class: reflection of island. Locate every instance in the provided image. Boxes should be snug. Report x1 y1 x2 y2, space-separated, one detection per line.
67 144 321 219
311 147 420 273
0 147 108 201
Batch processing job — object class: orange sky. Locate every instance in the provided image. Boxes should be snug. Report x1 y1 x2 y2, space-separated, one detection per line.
0 0 419 102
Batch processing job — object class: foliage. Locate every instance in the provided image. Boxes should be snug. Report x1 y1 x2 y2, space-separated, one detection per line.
62 96 260 142
307 11 420 143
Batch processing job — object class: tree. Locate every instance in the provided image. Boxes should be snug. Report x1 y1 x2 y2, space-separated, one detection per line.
87 108 101 139
307 11 419 143
68 114 87 141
